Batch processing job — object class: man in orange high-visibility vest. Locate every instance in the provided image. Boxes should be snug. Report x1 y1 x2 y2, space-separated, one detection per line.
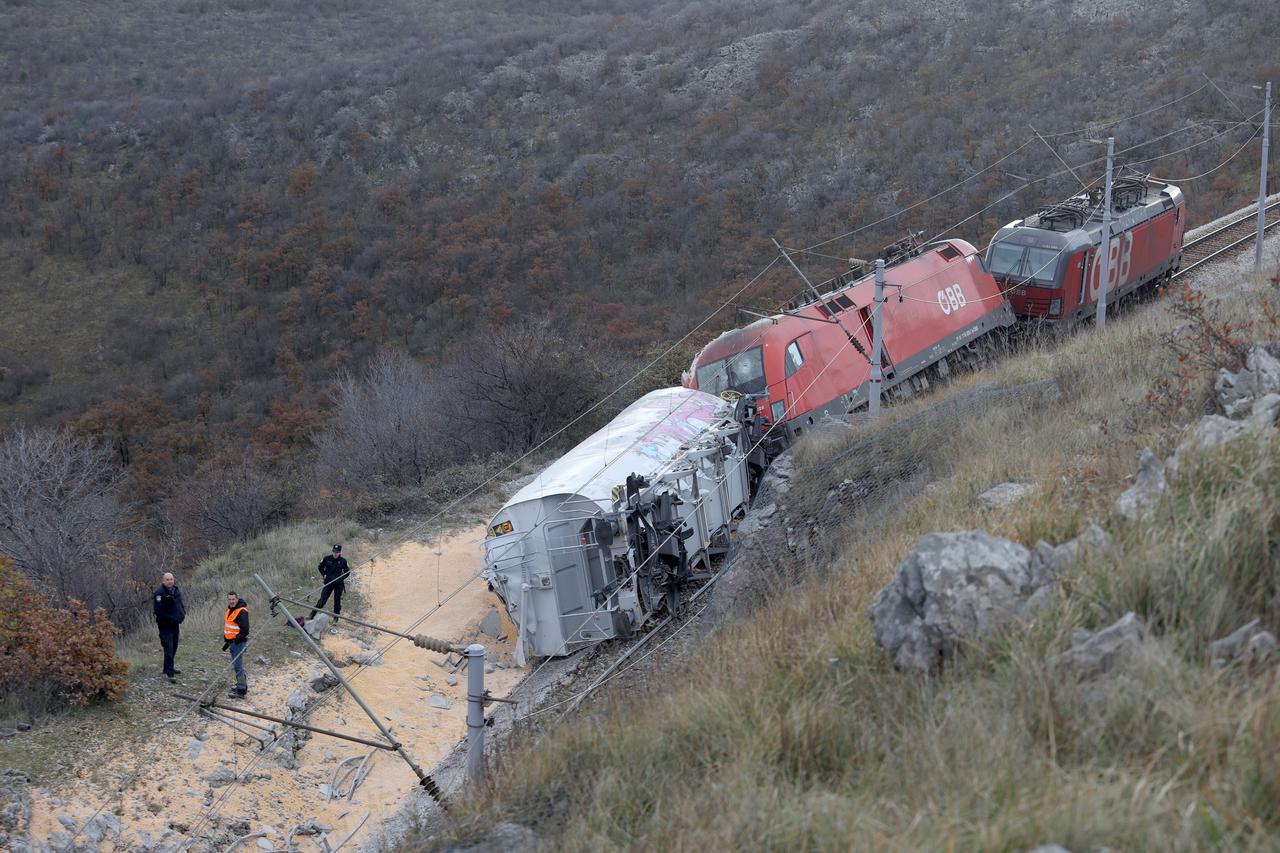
222 591 250 699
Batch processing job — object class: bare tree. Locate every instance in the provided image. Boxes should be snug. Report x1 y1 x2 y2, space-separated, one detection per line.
446 319 613 453
0 427 143 614
168 456 292 551
313 351 454 492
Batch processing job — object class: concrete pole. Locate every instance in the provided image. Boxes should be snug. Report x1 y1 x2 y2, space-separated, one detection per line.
1097 137 1114 330
868 259 886 417
1257 81 1272 273
465 643 486 787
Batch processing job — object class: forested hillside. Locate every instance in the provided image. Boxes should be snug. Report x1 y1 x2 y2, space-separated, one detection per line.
1 0 1275 562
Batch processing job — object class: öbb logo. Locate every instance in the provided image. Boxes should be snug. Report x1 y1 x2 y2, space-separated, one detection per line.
936 284 967 315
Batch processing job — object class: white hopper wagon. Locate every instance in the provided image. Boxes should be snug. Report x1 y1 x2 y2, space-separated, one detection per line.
484 387 759 663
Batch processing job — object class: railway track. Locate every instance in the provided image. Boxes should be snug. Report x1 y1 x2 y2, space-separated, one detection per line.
1174 199 1280 279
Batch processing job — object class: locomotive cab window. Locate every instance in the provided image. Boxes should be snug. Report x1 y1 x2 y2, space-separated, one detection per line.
784 339 806 377
695 346 767 395
986 242 1060 285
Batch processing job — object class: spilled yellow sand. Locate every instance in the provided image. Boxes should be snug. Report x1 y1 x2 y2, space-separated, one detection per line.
26 526 522 850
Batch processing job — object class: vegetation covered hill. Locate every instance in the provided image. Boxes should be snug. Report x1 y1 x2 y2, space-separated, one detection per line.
1 0 1275 538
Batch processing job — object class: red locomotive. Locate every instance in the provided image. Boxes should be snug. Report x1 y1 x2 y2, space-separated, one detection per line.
684 176 1184 433
683 237 1015 434
989 172 1185 322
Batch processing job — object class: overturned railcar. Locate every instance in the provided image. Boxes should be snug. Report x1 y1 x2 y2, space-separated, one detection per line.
484 387 756 663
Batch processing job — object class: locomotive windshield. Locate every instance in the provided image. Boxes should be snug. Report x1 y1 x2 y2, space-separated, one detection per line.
987 242 1061 285
695 346 766 396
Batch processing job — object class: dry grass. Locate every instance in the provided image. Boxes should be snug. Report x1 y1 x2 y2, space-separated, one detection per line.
424 259 1280 851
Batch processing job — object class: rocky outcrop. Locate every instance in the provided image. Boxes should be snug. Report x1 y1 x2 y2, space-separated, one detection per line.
1208 619 1277 666
869 525 1111 671
977 481 1036 508
1048 612 1146 677
1215 345 1280 416
1115 448 1167 520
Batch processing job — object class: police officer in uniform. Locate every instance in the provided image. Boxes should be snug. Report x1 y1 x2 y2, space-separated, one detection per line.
153 572 185 683
309 544 350 623
222 591 250 698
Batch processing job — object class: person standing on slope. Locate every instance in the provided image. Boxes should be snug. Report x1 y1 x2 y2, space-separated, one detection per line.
309 544 349 624
153 572 185 683
222 591 250 699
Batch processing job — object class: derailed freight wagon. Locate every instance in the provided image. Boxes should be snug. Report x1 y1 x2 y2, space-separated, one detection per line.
484 387 758 663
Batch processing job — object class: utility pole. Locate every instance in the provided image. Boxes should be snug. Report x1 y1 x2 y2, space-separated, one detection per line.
869 259 886 417
1257 81 1272 273
1097 136 1114 330
465 644 486 787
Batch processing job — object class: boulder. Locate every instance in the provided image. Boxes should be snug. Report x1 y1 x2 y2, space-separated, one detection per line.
977 481 1036 508
302 613 331 639
1167 415 1249 478
205 765 238 786
1216 345 1280 415
868 530 1047 671
1208 619 1278 666
286 687 311 714
1049 612 1146 677
1116 448 1167 520
309 669 340 692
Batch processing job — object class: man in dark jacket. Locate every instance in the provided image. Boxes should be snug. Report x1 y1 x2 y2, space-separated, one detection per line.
153 572 185 683
309 544 350 623
222 591 250 698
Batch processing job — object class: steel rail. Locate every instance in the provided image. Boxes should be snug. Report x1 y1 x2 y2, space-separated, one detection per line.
1174 199 1280 279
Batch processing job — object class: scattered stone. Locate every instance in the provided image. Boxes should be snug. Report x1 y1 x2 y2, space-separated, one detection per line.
81 812 123 844
445 674 459 686
303 613 331 639
1216 345 1280 416
478 610 502 638
14 723 30 733
1209 619 1278 666
977 481 1036 508
256 839 272 850
205 765 238 786
310 671 340 692
286 687 311 713
1116 448 1167 520
485 662 495 673
428 695 451 709
187 738 204 761
255 656 269 666
290 651 304 658
349 651 382 666
868 530 1049 671
56 814 76 830
1049 612 1146 677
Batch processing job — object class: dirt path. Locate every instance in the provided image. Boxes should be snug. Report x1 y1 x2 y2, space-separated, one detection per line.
25 526 522 851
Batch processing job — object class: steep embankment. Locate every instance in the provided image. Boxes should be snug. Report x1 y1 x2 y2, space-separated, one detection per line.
419 222 1280 850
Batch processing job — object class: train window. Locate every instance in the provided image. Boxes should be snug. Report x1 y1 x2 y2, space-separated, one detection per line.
695 346 767 395
834 295 855 310
817 302 837 318
987 242 1059 285
785 340 805 377
936 244 962 261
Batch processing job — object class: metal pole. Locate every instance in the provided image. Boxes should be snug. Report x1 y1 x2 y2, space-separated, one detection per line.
252 575 449 807
270 593 457 654
868 259 886 417
1257 81 1272 273
1097 137 1114 329
465 643 486 787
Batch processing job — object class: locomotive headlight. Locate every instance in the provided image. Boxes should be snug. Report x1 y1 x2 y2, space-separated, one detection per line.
1049 298 1062 316
770 400 786 422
